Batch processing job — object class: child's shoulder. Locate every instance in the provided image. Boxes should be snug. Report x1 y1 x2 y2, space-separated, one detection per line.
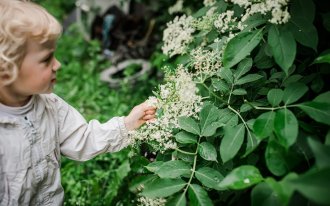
35 93 68 109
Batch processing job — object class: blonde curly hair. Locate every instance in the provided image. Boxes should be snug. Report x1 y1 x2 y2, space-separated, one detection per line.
0 0 62 85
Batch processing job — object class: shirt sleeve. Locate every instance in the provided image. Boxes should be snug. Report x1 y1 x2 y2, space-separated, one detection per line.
54 94 129 161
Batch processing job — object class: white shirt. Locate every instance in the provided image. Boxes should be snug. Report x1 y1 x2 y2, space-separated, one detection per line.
0 93 129 205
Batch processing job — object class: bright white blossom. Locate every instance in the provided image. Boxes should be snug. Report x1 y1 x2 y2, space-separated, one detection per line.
129 65 203 151
162 15 195 57
229 0 291 24
137 196 166 206
190 47 222 77
168 0 184 15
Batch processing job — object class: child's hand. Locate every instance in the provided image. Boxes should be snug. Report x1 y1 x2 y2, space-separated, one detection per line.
124 101 157 131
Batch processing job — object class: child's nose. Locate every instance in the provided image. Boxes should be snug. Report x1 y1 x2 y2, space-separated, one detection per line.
52 58 61 71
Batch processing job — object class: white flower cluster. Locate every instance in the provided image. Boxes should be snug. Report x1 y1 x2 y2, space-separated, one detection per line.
203 0 216 7
168 0 184 15
214 10 240 33
137 196 166 206
229 0 291 24
190 47 222 77
162 15 195 57
129 65 203 151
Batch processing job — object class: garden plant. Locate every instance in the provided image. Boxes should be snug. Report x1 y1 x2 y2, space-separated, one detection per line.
128 0 330 205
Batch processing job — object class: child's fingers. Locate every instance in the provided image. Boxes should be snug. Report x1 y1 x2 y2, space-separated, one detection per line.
145 109 156 115
142 114 156 120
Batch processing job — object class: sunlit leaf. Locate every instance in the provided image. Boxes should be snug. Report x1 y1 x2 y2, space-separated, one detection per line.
156 160 192 178
178 116 200 135
198 142 218 162
141 178 186 198
195 167 224 190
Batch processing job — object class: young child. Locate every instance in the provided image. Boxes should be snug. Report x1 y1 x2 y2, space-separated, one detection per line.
0 0 156 205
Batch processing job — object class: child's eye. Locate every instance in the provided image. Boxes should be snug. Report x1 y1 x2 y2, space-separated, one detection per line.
42 54 54 64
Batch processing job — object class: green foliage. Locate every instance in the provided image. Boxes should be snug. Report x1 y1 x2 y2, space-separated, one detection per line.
133 0 330 205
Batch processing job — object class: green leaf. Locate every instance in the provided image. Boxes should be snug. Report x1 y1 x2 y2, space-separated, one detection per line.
242 13 267 32
251 182 282 206
313 49 330 64
166 193 186 206
267 89 283 107
234 58 253 80
253 111 275 140
178 116 200 135
198 142 218 162
268 25 296 74
217 67 233 84
129 175 158 193
282 82 308 105
307 138 330 169
212 78 229 92
218 165 263 190
232 88 247 95
188 184 213 206
141 178 186 198
175 131 198 144
288 0 317 50
274 109 298 149
314 91 330 103
265 140 288 176
297 101 330 125
288 168 330 205
244 131 260 157
235 74 263 85
195 167 224 190
252 175 296 206
223 29 263 69
156 160 192 178
200 103 223 137
145 161 164 173
220 124 245 163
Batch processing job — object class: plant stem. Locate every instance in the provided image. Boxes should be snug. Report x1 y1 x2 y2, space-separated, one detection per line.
175 148 196 155
199 82 227 104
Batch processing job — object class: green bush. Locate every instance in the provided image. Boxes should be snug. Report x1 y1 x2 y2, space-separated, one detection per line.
131 0 330 205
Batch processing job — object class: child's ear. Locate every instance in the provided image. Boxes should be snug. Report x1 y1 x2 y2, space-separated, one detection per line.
0 73 15 86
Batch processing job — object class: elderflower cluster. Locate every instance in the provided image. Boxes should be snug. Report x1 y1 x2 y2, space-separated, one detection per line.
190 47 222 77
229 0 291 24
129 65 203 152
168 0 184 15
162 15 195 57
214 10 240 33
137 196 166 206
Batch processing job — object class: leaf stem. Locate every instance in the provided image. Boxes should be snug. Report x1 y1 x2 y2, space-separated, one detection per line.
199 82 227 104
175 148 197 155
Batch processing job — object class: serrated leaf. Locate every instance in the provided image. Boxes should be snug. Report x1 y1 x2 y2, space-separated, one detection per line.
235 74 263 85
200 104 222 137
232 88 247 95
268 25 296 74
218 165 263 190
234 58 253 80
145 161 164 173
175 131 198 144
195 167 224 190
253 111 275 140
274 109 298 149
267 89 283 107
297 101 330 125
212 78 229 92
223 29 263 69
156 160 192 178
178 116 200 135
188 184 213 206
282 82 308 105
220 124 245 163
141 178 186 198
198 142 218 162
217 67 233 84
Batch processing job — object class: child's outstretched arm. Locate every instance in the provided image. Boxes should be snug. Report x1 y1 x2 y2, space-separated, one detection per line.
124 101 157 131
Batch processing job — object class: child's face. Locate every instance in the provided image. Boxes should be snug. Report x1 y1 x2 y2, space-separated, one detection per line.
12 39 61 96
